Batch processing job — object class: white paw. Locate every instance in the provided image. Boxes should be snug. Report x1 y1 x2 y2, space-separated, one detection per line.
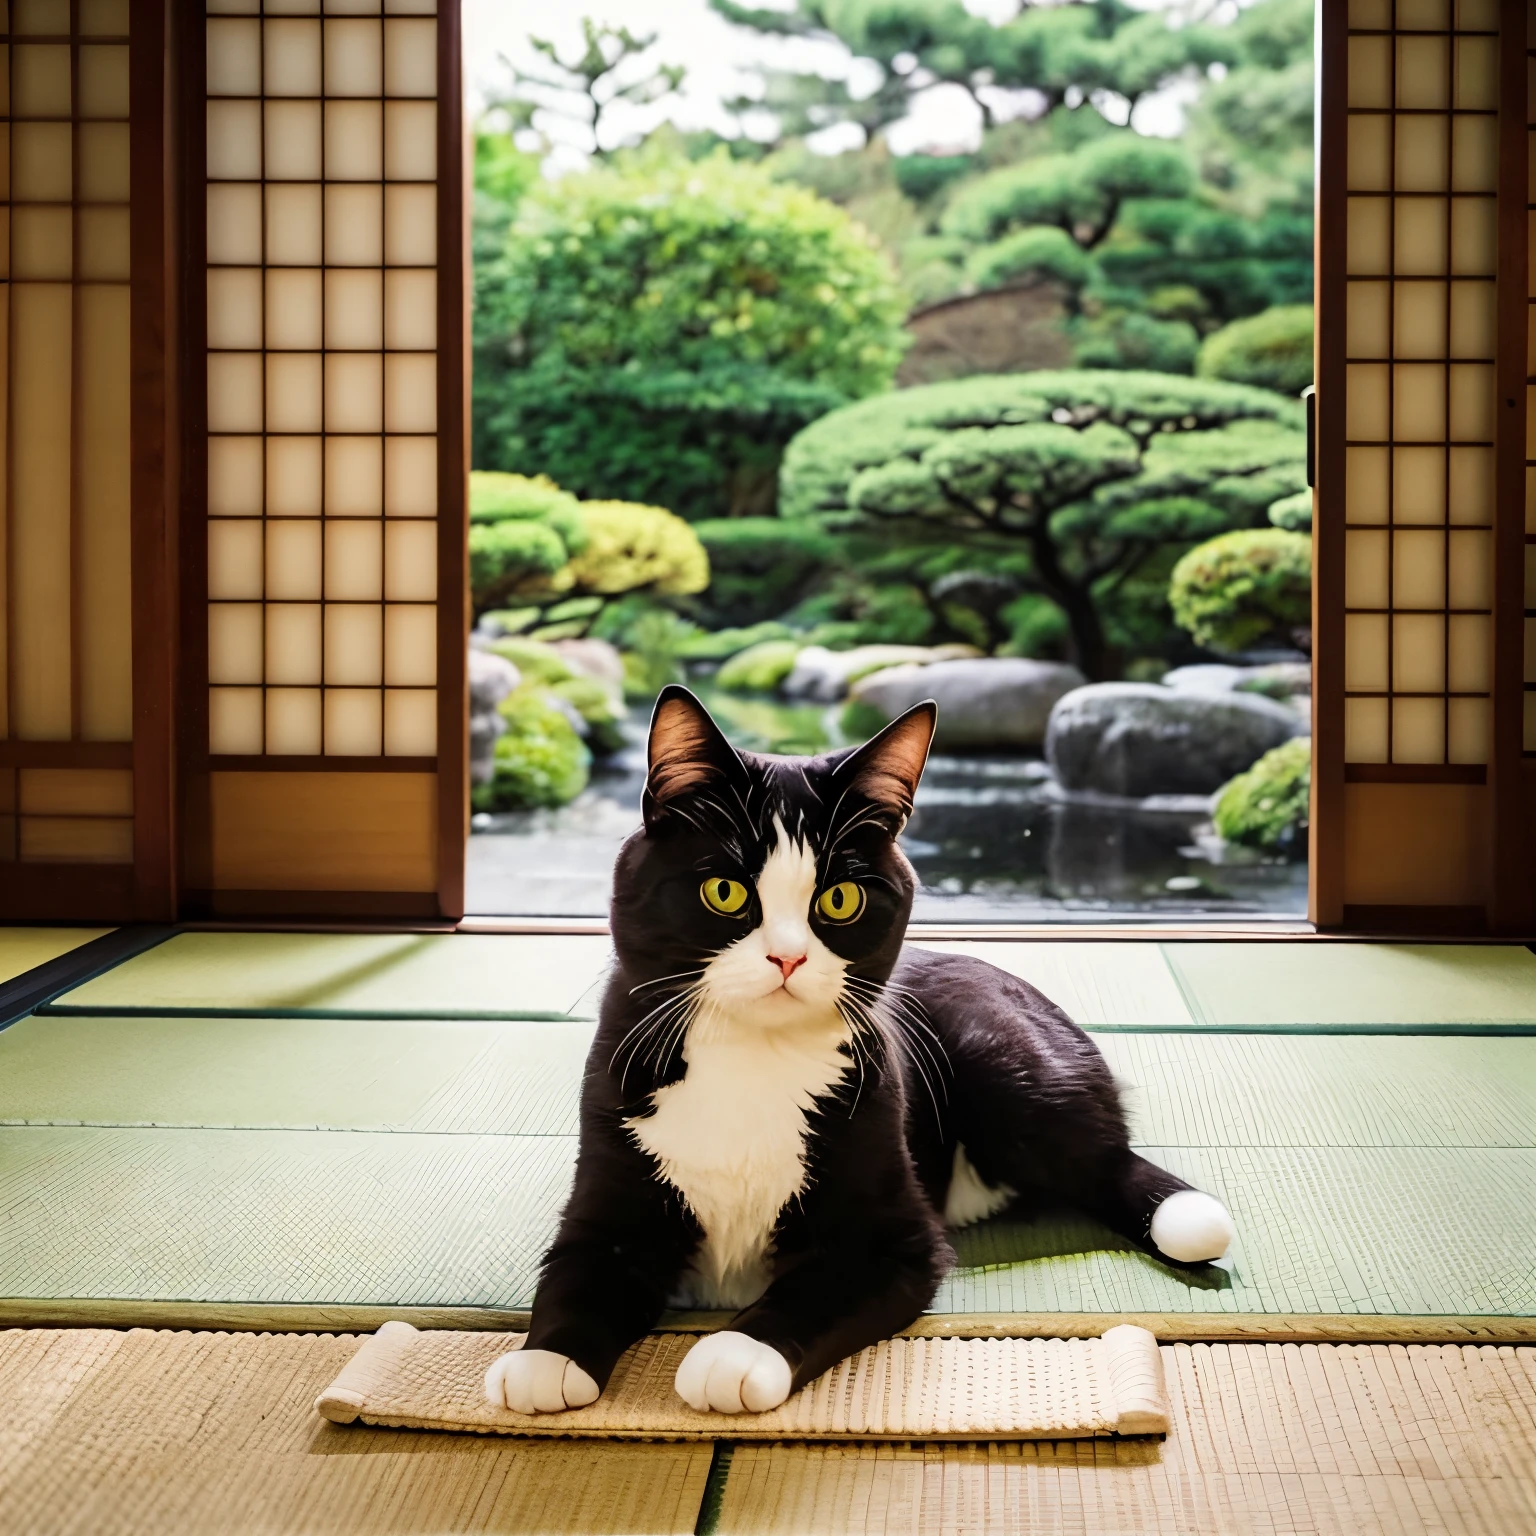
675 1330 792 1415
1150 1189 1235 1263
484 1346 600 1413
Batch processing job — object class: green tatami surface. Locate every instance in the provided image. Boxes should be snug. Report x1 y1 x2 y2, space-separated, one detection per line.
52 931 613 1020
3 1003 1536 1318
920 940 1536 1030
0 928 112 987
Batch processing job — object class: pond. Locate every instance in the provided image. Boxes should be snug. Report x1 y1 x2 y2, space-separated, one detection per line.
466 684 1309 921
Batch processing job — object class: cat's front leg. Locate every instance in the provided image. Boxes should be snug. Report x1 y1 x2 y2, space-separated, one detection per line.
483 1147 698 1413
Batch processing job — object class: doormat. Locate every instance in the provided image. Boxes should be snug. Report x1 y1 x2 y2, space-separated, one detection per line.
314 1322 1168 1441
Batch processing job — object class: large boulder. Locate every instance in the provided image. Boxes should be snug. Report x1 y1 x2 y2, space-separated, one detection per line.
852 658 1087 750
782 645 940 702
1046 683 1303 798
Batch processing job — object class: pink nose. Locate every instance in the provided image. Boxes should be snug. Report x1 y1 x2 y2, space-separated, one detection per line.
767 954 807 980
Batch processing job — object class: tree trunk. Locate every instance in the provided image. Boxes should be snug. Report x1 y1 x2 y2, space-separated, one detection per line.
1025 522 1111 680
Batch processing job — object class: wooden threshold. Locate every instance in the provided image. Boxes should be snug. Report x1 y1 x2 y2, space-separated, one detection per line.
5 1298 1533 1346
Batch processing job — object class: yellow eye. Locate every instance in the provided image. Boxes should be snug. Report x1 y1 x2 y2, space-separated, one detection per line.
700 877 750 916
816 882 865 923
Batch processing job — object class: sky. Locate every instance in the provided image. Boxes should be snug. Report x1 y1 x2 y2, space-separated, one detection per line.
462 0 1243 173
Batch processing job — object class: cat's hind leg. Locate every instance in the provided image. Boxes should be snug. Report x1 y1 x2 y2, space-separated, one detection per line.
1092 1151 1235 1265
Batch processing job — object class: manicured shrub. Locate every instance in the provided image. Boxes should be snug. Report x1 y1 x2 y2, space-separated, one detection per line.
1169 527 1311 652
686 518 838 628
475 690 591 811
475 150 908 519
1213 735 1310 853
1197 305 1314 398
715 639 803 693
550 675 626 756
780 370 1306 678
562 501 711 598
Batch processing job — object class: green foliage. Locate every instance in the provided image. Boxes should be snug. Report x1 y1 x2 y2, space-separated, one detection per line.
943 135 1194 250
966 226 1091 293
685 517 838 627
475 150 908 519
563 501 711 597
1169 528 1312 653
482 636 577 686
1198 305 1314 398
1267 489 1312 532
711 0 1233 141
839 697 889 742
780 370 1305 677
467 472 709 618
715 638 803 692
549 675 626 755
1072 310 1199 374
475 689 591 811
615 608 698 699
1213 735 1310 854
469 520 573 610
894 153 976 203
678 620 796 661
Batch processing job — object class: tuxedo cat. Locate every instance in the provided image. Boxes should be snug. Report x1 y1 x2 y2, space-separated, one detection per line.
485 686 1234 1416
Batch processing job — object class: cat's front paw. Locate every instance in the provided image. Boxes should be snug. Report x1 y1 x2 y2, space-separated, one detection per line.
1150 1189 1235 1263
484 1347 600 1413
675 1330 792 1414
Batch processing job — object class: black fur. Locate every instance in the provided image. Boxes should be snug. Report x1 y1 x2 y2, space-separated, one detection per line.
522 686 1203 1394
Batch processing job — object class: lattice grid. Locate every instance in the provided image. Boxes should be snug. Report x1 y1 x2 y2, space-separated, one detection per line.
203 0 440 760
1342 0 1498 767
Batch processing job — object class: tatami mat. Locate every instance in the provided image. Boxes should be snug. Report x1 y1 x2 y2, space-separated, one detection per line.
4 1024 1536 1318
713 1342 1536 1534
1162 941 1536 1029
0 927 111 986
0 1328 711 1536
0 1127 574 1306
51 931 614 1019
913 942 1193 1027
0 1014 585 1134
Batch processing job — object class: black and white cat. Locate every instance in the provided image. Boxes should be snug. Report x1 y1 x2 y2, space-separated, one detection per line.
485 686 1234 1416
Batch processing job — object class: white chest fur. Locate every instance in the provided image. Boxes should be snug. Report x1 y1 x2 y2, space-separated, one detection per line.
626 1015 850 1309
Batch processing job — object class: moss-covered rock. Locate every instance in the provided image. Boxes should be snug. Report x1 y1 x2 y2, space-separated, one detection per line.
1213 735 1310 853
716 639 804 694
482 636 576 686
549 676 626 756
474 689 591 811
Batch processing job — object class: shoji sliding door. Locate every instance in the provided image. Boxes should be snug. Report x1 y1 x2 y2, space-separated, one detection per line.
0 0 159 919
187 0 466 919
1316 0 1532 931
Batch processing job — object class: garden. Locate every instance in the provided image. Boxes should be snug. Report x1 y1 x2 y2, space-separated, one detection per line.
465 0 1316 918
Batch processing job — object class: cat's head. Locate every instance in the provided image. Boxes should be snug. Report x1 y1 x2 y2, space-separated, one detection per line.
610 685 935 1029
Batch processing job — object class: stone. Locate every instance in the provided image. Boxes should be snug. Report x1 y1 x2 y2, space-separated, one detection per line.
851 658 1087 750
1161 664 1245 693
551 638 625 694
782 645 938 702
468 648 519 713
1045 682 1303 798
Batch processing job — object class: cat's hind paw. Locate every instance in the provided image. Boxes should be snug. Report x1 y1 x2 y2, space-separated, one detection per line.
484 1347 600 1413
675 1331 792 1414
1150 1189 1235 1263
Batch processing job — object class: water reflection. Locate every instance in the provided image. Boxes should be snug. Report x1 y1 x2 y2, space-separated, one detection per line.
466 687 1307 920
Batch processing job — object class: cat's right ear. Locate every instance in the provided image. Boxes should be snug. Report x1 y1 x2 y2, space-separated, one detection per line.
643 685 745 831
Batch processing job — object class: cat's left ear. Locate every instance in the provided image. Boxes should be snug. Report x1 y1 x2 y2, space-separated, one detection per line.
643 684 747 831
833 701 936 831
